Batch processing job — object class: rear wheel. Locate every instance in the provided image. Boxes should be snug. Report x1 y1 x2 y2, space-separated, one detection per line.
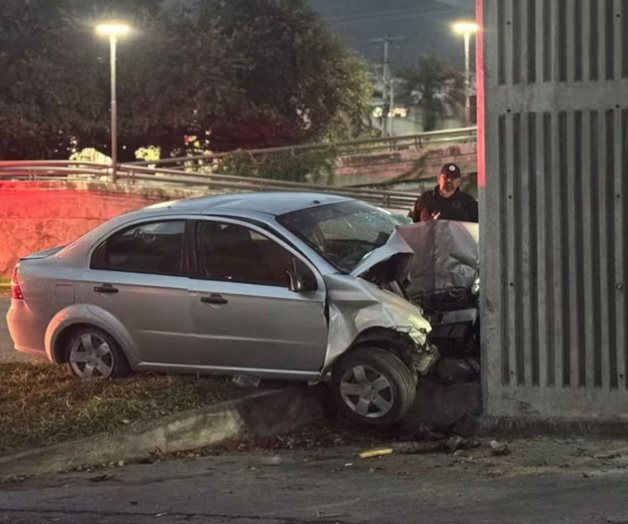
65 326 129 380
332 347 417 427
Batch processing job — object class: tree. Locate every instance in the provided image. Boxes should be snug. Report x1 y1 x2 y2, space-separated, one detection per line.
397 55 464 132
0 0 372 160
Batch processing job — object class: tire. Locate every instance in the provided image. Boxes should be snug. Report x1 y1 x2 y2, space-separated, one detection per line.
64 326 130 380
331 347 417 427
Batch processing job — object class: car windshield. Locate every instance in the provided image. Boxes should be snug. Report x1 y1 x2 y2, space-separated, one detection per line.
277 200 398 273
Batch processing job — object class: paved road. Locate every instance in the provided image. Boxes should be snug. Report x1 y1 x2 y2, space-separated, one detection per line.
0 297 31 363
1 443 628 524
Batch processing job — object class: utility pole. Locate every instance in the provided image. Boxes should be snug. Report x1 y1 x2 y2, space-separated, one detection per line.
371 36 403 137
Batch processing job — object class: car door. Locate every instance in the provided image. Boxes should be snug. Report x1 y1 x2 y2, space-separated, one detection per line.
80 219 196 365
188 218 328 374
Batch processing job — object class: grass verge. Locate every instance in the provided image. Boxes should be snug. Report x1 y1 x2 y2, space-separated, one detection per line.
0 362 243 455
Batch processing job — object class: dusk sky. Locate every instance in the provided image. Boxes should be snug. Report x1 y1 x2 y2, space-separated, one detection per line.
310 0 476 71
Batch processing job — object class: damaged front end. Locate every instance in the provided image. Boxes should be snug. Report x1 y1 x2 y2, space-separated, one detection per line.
322 230 439 377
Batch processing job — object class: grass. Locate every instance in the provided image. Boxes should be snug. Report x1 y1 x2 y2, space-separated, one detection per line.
0 362 244 455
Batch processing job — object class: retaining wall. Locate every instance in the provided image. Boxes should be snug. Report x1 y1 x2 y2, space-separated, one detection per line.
0 181 208 278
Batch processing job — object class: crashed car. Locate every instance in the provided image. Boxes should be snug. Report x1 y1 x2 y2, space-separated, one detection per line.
399 220 480 384
7 192 438 426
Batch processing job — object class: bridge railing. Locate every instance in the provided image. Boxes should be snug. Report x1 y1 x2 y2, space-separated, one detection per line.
0 161 418 211
127 126 478 170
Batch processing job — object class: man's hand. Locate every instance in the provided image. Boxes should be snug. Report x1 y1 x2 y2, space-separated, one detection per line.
431 211 441 219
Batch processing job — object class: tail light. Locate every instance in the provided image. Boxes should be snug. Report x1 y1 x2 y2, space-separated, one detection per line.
10 266 23 300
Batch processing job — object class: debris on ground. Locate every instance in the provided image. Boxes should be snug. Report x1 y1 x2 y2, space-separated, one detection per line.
89 474 113 482
490 440 511 456
593 451 621 460
395 436 481 455
359 448 394 459
232 375 261 388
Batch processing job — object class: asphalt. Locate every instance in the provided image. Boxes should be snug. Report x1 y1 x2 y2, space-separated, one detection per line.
2 441 628 524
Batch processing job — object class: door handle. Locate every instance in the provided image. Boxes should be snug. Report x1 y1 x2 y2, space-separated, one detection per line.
94 284 119 294
200 294 228 305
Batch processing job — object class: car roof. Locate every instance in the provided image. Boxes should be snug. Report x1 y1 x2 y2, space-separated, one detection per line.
144 191 352 217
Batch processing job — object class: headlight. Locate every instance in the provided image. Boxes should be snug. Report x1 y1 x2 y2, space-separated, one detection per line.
407 326 429 347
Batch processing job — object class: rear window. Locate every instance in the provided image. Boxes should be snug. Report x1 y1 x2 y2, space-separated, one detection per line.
91 221 185 276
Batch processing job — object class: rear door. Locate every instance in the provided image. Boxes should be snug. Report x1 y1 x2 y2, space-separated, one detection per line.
80 219 195 365
188 218 328 374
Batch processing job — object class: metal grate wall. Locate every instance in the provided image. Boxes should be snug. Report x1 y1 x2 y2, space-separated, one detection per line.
480 0 628 418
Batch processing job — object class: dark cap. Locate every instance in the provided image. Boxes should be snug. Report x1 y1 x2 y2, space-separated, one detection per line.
440 163 462 179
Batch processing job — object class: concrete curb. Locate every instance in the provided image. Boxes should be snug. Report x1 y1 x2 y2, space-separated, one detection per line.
0 386 325 479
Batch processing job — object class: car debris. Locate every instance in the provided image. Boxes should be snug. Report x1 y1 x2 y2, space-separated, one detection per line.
358 448 394 459
232 375 261 388
489 440 511 456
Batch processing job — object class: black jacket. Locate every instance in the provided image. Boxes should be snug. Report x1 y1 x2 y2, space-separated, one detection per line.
410 185 478 223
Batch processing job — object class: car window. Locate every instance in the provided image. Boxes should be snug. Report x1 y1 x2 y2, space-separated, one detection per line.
91 220 185 276
195 221 299 287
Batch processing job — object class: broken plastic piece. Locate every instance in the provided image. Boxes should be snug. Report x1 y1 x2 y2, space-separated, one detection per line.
359 448 394 459
232 375 261 388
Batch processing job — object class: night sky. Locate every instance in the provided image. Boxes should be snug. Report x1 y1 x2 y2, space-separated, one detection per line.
310 0 476 71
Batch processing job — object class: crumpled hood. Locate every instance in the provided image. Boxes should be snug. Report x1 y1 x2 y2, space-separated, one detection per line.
350 230 415 284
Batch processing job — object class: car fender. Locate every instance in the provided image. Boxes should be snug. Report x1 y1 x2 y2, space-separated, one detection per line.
45 303 139 366
321 274 432 374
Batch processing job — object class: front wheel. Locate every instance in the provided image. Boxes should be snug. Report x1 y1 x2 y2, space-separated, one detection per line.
331 347 417 427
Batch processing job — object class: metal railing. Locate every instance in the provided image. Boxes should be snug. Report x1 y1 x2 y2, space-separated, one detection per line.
0 161 418 210
128 126 478 169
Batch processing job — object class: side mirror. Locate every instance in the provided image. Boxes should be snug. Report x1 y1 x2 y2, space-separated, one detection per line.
286 267 318 293
287 270 304 293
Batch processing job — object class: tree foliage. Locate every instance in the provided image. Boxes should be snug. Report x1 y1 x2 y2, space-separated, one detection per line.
397 55 464 132
0 0 372 160
218 147 337 184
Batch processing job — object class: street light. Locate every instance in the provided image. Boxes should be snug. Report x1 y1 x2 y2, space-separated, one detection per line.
95 22 130 183
452 21 479 127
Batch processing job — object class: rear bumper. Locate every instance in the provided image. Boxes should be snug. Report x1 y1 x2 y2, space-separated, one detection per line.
6 300 49 360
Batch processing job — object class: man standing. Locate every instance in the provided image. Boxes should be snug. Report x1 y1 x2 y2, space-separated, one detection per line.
409 163 478 223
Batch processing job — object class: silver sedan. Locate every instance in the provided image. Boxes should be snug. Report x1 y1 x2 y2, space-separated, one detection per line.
7 192 436 426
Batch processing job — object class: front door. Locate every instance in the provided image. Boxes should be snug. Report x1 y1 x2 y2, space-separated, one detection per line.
188 219 328 374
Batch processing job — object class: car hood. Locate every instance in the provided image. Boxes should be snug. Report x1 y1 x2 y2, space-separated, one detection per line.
349 230 415 284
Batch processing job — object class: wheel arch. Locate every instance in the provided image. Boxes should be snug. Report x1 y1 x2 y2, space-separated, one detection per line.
340 327 418 371
45 304 138 366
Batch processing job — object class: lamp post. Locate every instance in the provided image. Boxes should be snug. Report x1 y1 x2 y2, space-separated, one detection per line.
452 21 479 127
95 23 130 183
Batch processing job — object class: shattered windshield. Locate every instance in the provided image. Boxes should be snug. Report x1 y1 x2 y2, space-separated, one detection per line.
277 200 398 273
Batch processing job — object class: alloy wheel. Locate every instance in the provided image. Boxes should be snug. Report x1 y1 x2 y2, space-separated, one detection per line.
69 333 115 379
339 364 395 418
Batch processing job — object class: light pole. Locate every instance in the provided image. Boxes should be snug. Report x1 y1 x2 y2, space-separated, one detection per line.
452 21 479 127
95 23 130 183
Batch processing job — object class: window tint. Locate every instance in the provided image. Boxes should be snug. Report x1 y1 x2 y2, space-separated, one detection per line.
91 221 185 276
195 221 299 287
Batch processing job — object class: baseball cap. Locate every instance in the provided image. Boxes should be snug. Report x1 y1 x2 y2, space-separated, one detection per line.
440 163 461 179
